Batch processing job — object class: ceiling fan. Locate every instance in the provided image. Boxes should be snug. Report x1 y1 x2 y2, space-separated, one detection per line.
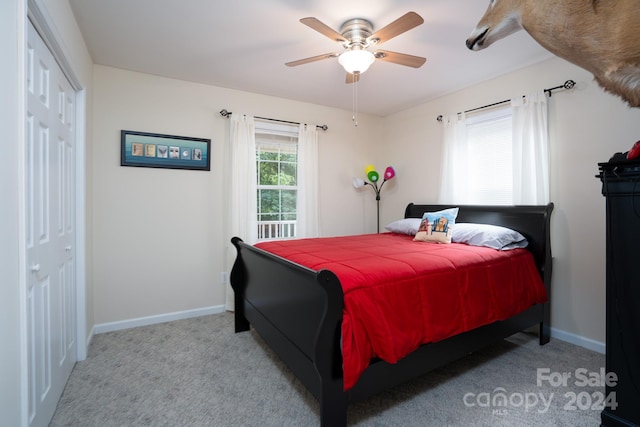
286 11 426 83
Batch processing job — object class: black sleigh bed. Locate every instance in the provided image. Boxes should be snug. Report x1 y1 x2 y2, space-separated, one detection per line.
230 203 554 426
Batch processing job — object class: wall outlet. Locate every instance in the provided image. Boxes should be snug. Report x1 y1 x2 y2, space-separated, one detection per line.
220 272 228 285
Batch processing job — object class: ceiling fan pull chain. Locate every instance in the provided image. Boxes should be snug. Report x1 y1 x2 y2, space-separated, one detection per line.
352 73 359 127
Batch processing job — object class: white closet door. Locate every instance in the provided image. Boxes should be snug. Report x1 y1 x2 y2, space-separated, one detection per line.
26 20 77 427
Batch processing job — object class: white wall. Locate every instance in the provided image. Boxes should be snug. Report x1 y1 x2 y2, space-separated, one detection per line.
381 56 640 347
92 65 383 324
1 0 26 424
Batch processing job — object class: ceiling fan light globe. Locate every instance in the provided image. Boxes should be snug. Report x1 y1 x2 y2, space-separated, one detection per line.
339 50 375 74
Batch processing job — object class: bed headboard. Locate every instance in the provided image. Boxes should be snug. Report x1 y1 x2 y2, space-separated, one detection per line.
404 203 554 288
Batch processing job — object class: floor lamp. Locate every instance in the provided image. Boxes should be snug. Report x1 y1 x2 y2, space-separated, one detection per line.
353 165 396 233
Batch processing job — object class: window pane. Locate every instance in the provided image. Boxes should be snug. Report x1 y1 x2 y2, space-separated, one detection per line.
465 107 513 205
258 161 279 186
259 189 280 213
259 213 279 221
258 151 279 161
281 152 297 162
282 190 297 213
280 162 297 186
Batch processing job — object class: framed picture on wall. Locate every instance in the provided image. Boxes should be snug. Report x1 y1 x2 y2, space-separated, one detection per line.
120 130 211 171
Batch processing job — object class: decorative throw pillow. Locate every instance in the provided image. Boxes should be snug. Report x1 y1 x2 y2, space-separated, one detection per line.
413 207 459 244
384 218 422 235
452 223 528 250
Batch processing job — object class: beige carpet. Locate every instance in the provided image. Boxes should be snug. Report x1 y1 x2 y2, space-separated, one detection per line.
50 312 605 426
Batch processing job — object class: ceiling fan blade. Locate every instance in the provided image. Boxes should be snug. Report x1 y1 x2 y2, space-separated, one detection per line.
345 72 360 84
286 53 339 67
374 50 426 68
300 17 347 43
368 12 424 45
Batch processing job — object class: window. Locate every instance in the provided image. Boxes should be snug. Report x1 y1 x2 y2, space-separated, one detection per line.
440 93 549 205
464 106 513 204
440 105 515 205
255 121 298 240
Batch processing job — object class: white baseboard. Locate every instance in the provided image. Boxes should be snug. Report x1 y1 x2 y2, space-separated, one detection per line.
92 308 605 356
94 305 226 334
551 327 605 354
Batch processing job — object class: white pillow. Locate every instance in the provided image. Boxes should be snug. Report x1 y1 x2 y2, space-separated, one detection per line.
384 218 422 235
452 223 528 250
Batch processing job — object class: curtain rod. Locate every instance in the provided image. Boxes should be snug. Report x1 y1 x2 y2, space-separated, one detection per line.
436 79 576 122
219 109 328 131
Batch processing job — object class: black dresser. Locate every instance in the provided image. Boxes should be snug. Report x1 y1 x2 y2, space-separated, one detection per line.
598 160 640 427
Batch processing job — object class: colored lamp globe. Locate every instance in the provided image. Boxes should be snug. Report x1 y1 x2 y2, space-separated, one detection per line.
365 164 376 175
384 166 396 180
367 170 380 182
352 177 366 188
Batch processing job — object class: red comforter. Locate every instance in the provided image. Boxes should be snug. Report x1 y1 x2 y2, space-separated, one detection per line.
255 233 547 390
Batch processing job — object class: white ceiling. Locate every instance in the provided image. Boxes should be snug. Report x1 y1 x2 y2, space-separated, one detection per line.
68 0 553 117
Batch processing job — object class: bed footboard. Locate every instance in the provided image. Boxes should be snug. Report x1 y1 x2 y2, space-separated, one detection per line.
230 237 347 425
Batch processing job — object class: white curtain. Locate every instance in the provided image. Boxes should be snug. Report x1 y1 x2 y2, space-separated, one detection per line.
438 113 468 204
296 124 320 238
225 113 257 310
511 91 550 204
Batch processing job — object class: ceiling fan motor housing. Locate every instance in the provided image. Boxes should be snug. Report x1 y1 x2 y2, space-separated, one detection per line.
340 18 375 49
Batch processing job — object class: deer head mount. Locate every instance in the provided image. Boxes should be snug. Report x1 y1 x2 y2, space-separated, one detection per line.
467 0 640 107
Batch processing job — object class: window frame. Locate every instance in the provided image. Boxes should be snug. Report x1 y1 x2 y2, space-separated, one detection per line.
254 120 299 240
